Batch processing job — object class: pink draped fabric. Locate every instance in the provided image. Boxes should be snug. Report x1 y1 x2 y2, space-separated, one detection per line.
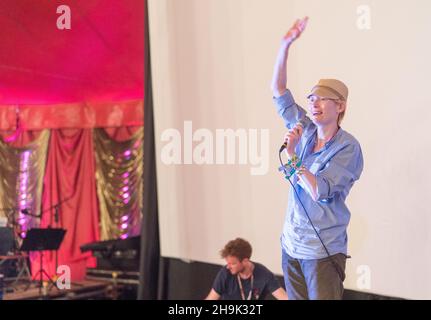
0 101 143 130
104 126 141 142
31 129 100 281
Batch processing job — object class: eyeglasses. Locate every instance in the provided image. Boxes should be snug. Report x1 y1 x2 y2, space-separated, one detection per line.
307 95 340 104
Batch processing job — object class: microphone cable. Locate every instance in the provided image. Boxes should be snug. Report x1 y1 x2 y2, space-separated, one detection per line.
278 150 346 281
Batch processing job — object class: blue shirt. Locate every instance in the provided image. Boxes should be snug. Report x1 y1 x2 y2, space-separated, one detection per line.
274 90 364 259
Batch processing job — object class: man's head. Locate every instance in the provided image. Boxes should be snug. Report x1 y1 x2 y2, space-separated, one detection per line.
220 238 252 275
307 79 348 126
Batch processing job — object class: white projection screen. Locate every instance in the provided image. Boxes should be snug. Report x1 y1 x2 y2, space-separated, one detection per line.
148 0 431 299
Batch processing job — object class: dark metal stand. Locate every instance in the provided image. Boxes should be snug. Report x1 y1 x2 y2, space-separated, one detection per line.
20 228 66 296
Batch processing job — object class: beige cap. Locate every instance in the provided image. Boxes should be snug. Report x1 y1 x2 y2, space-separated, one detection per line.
308 79 348 101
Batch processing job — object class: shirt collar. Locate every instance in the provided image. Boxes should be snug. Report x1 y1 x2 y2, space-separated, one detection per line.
309 126 343 150
325 127 343 147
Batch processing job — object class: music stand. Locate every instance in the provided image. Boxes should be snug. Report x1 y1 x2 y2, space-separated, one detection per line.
20 228 66 295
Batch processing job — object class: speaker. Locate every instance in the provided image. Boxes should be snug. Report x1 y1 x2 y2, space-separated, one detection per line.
0 227 14 256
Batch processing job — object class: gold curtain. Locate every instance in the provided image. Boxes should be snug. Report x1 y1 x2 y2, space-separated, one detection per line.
0 130 50 240
93 128 143 240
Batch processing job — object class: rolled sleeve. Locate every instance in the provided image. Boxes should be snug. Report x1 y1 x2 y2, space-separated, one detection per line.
315 174 331 201
273 90 310 129
273 90 296 115
315 143 364 201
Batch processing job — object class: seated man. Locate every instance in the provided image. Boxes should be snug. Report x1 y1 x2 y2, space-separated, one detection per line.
205 238 288 300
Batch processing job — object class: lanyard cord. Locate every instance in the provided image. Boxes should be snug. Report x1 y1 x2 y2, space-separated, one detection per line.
237 274 254 300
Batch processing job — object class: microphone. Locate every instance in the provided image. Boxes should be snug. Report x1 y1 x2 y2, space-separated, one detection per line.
279 120 305 152
21 208 41 218
54 206 59 223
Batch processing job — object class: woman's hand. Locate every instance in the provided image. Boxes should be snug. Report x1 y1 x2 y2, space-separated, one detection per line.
284 122 304 157
282 17 309 45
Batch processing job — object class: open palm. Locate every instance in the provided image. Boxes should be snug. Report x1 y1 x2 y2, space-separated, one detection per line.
283 17 309 43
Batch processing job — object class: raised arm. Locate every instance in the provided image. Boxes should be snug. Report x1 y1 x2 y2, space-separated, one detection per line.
270 17 308 98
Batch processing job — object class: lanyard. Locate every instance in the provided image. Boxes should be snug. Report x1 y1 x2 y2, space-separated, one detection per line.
237 274 254 300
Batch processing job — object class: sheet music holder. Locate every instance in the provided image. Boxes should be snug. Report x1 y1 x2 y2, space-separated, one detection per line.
20 228 66 296
20 228 66 252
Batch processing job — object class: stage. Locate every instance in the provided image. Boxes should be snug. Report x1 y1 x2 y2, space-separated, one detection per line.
3 279 120 300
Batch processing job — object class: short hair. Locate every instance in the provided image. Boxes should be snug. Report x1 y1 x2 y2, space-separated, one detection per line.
338 101 347 126
219 238 252 261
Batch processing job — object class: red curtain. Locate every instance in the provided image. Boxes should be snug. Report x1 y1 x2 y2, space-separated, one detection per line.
31 129 100 281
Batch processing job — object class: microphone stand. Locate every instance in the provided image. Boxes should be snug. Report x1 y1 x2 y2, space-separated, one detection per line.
53 205 59 280
43 196 72 286
20 195 73 222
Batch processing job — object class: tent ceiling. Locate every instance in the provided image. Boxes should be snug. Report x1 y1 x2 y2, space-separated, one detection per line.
0 0 144 104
